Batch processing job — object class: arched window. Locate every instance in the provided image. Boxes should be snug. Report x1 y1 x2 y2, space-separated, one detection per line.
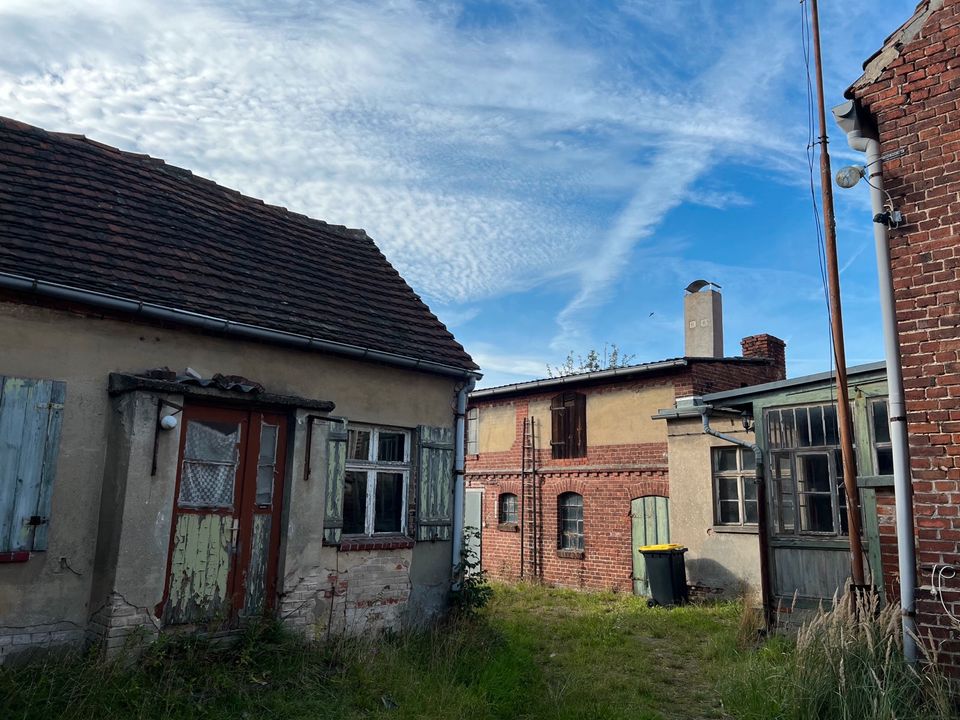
558 492 584 550
498 493 519 525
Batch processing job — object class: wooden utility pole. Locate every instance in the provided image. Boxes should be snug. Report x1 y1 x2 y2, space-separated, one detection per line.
810 0 866 587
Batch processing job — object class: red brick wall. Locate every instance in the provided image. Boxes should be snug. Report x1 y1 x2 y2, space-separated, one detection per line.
849 0 960 667
875 488 901 601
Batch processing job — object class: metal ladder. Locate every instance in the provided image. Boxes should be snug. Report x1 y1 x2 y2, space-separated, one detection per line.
519 416 541 580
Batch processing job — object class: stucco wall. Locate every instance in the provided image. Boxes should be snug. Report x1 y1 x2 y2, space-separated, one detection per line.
664 414 762 601
0 300 459 659
586 386 672 446
477 403 516 453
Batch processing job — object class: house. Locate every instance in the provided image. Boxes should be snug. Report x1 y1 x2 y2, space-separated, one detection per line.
837 0 960 668
464 284 785 594
0 117 480 662
656 362 898 611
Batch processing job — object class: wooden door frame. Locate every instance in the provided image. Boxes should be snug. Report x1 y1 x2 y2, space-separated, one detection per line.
156 402 289 624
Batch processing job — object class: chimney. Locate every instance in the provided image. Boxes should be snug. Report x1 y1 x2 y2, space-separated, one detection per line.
741 334 787 380
684 280 723 358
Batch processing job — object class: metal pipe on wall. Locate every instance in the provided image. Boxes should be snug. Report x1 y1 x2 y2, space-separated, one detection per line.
833 99 918 663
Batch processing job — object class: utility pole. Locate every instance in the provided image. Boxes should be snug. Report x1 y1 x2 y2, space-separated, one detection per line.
810 0 866 587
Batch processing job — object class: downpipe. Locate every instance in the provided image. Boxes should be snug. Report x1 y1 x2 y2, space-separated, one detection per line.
835 105 918 663
701 408 772 630
451 376 478 587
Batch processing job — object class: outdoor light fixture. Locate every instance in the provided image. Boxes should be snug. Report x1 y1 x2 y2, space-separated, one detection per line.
159 414 179 430
836 165 865 189
741 412 754 433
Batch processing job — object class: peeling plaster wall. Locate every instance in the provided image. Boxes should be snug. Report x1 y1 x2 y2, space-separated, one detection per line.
0 301 460 660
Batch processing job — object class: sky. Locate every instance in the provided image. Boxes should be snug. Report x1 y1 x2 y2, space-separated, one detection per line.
0 0 918 387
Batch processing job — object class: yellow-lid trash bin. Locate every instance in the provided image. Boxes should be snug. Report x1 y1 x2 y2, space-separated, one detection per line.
638 544 688 607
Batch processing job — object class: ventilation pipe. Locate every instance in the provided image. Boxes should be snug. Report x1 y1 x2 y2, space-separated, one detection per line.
833 99 917 663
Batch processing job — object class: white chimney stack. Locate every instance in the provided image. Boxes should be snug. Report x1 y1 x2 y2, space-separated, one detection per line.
684 280 723 358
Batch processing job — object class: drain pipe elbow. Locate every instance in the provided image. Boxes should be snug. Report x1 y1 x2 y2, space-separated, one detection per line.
451 376 478 584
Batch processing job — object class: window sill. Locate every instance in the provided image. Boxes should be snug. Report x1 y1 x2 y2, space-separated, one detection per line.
339 535 414 552
711 525 759 535
556 549 585 559
497 523 519 533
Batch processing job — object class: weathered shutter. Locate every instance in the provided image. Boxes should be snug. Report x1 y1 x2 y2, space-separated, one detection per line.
323 419 347 545
466 408 478 455
571 392 587 457
551 394 566 459
0 377 66 553
416 425 455 542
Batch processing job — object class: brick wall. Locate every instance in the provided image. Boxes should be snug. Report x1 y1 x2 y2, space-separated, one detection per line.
466 351 785 593
848 0 960 668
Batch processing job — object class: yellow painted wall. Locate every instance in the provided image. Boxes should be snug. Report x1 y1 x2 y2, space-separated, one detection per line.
478 404 516 453
585 385 674 446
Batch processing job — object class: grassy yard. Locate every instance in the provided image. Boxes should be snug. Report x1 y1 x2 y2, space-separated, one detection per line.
1 583 953 720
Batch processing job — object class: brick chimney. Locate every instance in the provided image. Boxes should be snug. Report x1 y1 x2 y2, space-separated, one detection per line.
741 334 786 380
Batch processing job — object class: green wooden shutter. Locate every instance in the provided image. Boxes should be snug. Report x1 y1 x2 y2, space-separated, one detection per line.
323 419 347 545
416 425 455 542
0 377 66 553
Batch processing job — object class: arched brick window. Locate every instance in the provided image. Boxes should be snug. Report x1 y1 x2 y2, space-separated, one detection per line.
498 493 519 525
558 492 584 550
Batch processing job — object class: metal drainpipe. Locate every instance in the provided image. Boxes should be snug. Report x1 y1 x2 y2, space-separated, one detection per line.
451 377 478 586
834 101 918 663
701 407 772 630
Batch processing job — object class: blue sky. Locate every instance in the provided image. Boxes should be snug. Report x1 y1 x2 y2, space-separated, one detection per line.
0 0 916 387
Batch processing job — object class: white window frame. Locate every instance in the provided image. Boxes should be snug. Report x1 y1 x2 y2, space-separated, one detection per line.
344 425 411 536
711 447 758 528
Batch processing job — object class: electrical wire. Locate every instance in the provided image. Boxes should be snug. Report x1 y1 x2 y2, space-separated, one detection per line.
932 564 960 625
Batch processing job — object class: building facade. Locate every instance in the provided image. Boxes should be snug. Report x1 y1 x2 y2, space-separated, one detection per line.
465 286 786 595
0 117 478 662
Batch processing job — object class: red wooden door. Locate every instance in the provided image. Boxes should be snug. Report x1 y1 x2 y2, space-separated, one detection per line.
161 404 287 625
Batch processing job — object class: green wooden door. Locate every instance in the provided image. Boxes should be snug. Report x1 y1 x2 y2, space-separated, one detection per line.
631 496 669 596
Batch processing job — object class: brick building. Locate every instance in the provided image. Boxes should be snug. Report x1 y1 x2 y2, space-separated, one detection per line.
464 285 786 594
841 0 960 667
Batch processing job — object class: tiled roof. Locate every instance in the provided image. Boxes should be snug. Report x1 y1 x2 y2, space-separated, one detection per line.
0 117 477 373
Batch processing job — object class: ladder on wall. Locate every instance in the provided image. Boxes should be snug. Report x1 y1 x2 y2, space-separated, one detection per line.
519 416 542 580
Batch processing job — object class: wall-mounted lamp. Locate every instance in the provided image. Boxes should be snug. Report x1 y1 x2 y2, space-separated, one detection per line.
741 412 755 433
836 165 865 189
159 414 179 431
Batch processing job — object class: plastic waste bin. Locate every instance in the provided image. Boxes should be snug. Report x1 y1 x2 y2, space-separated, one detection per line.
638 543 688 607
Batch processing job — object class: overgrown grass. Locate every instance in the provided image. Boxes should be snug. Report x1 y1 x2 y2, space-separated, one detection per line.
2 585 956 719
722 589 959 720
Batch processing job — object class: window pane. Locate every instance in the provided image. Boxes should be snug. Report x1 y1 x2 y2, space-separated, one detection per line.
767 410 782 449
877 447 894 476
824 405 839 446
719 500 741 524
343 470 367 534
744 499 759 524
796 408 811 447
256 465 274 506
781 410 796 448
798 455 831 493
184 420 240 463
377 432 406 462
259 424 278 464
500 494 518 524
718 477 739 501
774 454 795 532
559 493 584 550
180 461 236 507
374 472 404 533
808 406 825 446
715 447 739 472
799 493 835 533
347 429 371 461
872 400 891 444
743 479 757 502
741 450 756 471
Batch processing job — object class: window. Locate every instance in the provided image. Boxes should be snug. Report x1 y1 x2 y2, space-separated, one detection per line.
0 376 65 557
558 492 584 550
498 493 518 525
343 425 410 536
765 404 854 537
551 392 586 459
870 398 893 476
712 447 757 527
466 407 479 455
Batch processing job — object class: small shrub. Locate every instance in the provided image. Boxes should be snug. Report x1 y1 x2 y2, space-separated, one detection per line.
449 529 493 614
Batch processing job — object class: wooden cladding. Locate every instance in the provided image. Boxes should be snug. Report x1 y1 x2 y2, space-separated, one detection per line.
550 392 586 459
